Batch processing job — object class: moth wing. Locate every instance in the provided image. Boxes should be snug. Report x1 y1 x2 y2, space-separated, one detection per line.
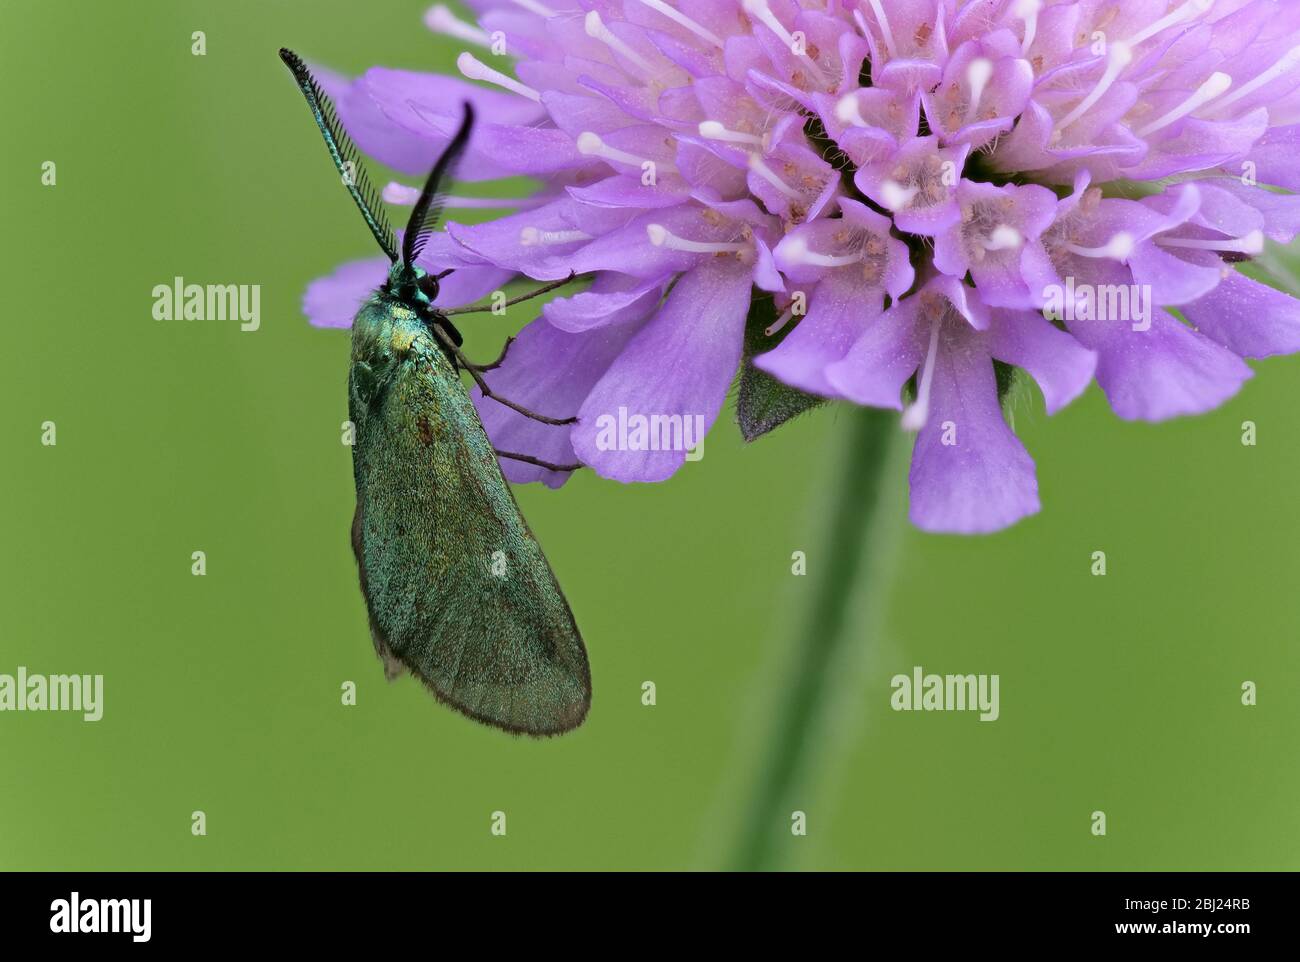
351 340 590 736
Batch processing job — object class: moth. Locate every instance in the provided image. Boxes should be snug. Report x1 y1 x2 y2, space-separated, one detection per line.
280 48 590 735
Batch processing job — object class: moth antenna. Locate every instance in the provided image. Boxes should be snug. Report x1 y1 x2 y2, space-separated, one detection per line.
279 48 399 262
402 102 475 269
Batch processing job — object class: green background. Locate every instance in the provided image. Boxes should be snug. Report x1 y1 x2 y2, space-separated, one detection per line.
3 0 1297 871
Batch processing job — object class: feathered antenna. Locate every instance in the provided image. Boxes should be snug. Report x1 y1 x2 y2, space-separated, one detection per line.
279 48 398 262
402 102 475 269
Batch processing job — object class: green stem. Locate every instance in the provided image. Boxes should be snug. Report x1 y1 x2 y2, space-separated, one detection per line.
727 404 907 871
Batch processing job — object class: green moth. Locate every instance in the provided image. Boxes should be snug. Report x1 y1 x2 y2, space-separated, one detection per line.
280 49 590 735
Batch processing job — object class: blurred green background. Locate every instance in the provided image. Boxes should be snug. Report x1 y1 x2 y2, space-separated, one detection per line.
2 0 1297 871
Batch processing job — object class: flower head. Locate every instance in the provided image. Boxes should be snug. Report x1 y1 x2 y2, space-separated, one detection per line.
304 0 1300 532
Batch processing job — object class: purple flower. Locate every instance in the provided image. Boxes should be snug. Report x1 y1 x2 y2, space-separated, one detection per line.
302 0 1300 532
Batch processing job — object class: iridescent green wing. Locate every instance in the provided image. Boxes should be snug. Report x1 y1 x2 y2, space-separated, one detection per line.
349 309 590 735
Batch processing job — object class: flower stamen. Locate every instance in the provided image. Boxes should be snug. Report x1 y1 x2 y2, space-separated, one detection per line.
1206 46 1300 117
385 182 529 208
747 154 804 202
506 0 555 17
780 234 859 268
1055 42 1132 133
742 0 830 86
1014 0 1041 55
584 11 658 76
766 306 796 336
646 223 748 253
902 314 943 431
1135 72 1232 137
577 131 676 171
698 120 766 147
1123 0 1213 48
632 0 724 48
457 51 541 102
425 5 492 48
965 58 994 125
864 0 898 59
1065 233 1135 262
1157 230 1265 256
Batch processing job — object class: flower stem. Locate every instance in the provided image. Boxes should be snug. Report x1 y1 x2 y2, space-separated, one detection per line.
727 404 907 871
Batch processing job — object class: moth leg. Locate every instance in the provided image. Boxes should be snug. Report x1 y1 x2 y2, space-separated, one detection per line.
467 335 515 372
430 325 576 426
470 366 576 425
495 449 584 472
442 272 577 316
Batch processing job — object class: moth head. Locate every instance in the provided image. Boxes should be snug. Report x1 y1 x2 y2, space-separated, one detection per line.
385 263 453 319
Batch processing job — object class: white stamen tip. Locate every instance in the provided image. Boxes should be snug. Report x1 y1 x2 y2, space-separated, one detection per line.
646 223 668 246
383 182 421 204
900 403 928 432
836 93 867 126
1066 232 1136 261
426 5 491 47
966 58 994 122
520 226 541 246
782 235 809 264
1014 0 1041 53
456 50 487 79
576 131 605 155
584 10 657 73
1241 229 1265 255
880 179 918 211
967 58 994 91
1204 71 1234 96
1108 232 1135 261
985 225 1023 251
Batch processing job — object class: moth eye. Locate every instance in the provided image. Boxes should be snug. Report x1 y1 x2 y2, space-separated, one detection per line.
417 274 441 302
